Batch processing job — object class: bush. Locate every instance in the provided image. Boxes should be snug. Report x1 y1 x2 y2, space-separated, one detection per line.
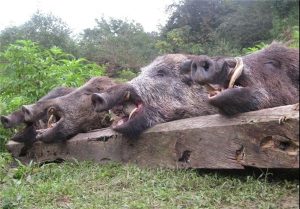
115 69 138 82
0 40 106 150
0 40 105 114
241 42 267 55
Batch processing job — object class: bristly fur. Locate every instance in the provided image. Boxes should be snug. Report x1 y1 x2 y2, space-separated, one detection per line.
1 87 75 152
191 43 299 115
106 54 218 136
2 77 117 145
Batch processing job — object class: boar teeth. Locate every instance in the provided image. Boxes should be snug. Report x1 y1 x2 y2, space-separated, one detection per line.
204 84 217 93
47 114 57 128
117 119 124 126
128 107 138 120
124 91 130 101
208 90 220 98
228 57 244 88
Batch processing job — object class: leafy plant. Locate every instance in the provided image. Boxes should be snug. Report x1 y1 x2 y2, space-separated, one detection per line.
0 11 78 55
0 40 106 149
0 152 12 182
289 26 299 48
115 69 138 82
80 17 159 70
242 42 267 54
0 40 105 113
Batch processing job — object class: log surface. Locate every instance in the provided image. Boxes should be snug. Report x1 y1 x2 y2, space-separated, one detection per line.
6 104 299 169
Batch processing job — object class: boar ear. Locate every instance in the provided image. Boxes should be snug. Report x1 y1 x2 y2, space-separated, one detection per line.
180 59 192 74
224 58 237 69
91 93 108 112
218 58 236 74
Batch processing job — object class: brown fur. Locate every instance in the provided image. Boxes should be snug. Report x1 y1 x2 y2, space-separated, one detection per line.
92 54 218 137
189 43 299 115
21 76 116 142
5 77 116 143
1 87 75 153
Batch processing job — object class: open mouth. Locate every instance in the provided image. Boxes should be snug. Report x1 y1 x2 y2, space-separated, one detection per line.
36 107 62 138
10 123 28 141
110 91 144 129
206 57 244 98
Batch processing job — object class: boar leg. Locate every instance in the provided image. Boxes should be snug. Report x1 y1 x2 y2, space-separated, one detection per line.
208 87 266 115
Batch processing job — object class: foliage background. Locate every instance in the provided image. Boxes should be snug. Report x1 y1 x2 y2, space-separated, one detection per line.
0 40 105 150
0 1 298 208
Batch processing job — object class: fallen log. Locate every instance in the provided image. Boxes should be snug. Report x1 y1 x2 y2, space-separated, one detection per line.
6 104 299 169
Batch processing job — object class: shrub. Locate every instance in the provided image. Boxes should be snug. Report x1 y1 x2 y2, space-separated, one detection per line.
115 69 138 82
0 40 106 150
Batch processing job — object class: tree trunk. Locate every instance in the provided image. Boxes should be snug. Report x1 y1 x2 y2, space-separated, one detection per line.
7 104 299 169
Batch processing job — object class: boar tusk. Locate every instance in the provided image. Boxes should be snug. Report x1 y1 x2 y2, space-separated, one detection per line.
47 114 54 128
124 91 131 101
228 57 244 88
129 107 138 120
204 84 217 93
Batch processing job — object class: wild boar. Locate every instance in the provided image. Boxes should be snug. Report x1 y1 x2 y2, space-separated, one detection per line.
92 54 218 137
188 43 299 115
20 76 116 142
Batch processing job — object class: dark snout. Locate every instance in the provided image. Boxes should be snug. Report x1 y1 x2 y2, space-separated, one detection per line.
22 105 35 122
190 56 214 84
1 115 11 128
1 109 25 128
92 93 109 112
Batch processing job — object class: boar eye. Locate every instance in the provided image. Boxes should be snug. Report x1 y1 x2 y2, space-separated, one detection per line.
83 88 96 95
265 60 280 68
156 69 167 77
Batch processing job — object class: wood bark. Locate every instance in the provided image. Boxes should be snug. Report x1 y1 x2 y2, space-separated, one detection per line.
6 104 299 169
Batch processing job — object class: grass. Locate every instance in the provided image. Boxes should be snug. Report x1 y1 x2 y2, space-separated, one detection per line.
0 153 299 209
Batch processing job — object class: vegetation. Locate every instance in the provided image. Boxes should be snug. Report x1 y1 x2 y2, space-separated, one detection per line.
0 154 298 209
0 40 105 113
0 1 298 69
1 0 298 145
115 69 139 83
79 18 159 74
0 2 299 208
0 12 78 55
0 40 105 151
157 0 299 56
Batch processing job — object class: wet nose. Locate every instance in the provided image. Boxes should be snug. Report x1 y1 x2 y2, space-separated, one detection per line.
190 58 211 83
91 93 107 112
0 115 11 128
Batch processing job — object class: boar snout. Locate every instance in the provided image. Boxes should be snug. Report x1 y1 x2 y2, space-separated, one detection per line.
191 56 215 84
0 115 11 128
1 109 25 128
92 93 108 112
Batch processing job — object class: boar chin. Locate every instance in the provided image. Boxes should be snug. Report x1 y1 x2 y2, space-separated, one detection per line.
35 107 66 142
111 105 150 137
36 121 69 143
92 88 152 137
10 123 37 143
